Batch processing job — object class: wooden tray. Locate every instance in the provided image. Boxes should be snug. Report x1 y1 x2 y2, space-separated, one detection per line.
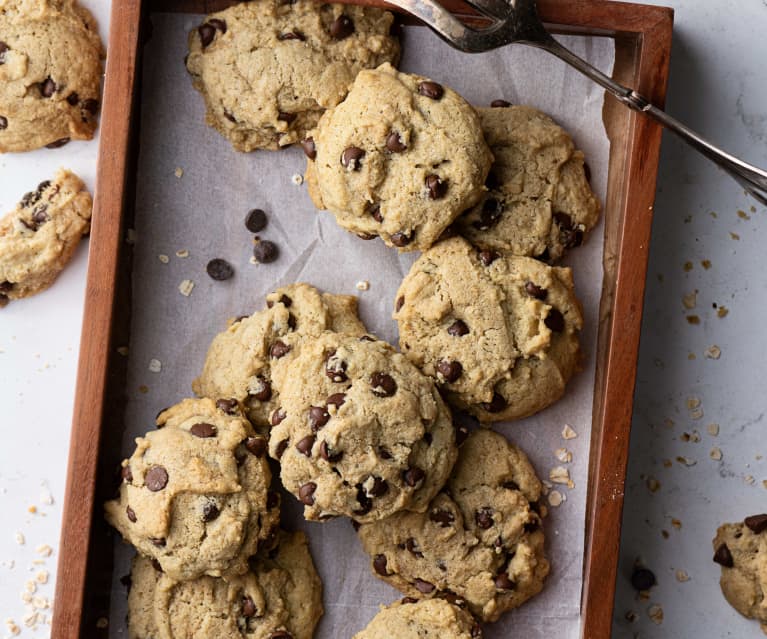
51 1 672 637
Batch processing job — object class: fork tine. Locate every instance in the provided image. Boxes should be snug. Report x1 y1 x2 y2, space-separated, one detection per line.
461 0 513 20
385 0 473 41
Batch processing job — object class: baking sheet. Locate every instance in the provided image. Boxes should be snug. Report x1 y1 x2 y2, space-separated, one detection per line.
108 12 614 639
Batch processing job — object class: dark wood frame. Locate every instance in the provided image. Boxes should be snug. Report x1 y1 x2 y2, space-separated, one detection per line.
51 1 673 637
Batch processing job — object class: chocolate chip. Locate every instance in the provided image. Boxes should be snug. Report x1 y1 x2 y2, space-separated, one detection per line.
330 14 355 39
278 111 296 123
341 146 365 170
245 437 267 457
245 208 267 232
269 632 293 639
145 466 168 491
83 99 99 115
378 447 392 460
206 258 234 281
545 308 565 333
190 422 217 438
278 31 305 41
298 482 317 506
360 335 376 342
216 398 238 414
713 543 733 567
414 578 435 593
31 207 49 227
390 231 413 247
475 507 494 529
403 466 425 487
272 410 287 427
198 24 216 47
425 174 447 199
369 203 383 223
536 247 551 263
39 78 56 98
405 538 423 557
368 476 388 497
386 131 407 152
417 81 444 100
523 520 539 533
745 514 767 534
429 508 455 527
296 434 315 457
270 340 291 359
149 537 166 548
482 392 507 413
373 554 389 575
525 281 547 300
401 597 418 605
319 440 343 462
242 594 256 617
494 572 515 590
66 92 79 106
423 432 433 446
396 295 405 312
309 406 331 431
0 116 7 130
437 359 462 383
46 138 70 149
300 137 316 160
0 42 8 64
325 353 348 382
326 393 346 408
288 313 297 330
455 423 470 447
447 319 469 336
554 211 584 248
583 162 592 183
502 480 520 491
353 487 372 516
126 506 137 522
267 491 280 509
249 377 272 402
471 622 482 638
121 465 133 483
630 567 656 591
267 293 292 308
478 250 500 266
202 501 220 522
253 239 279 263
472 198 502 230
224 110 237 123
491 99 512 107
370 372 397 397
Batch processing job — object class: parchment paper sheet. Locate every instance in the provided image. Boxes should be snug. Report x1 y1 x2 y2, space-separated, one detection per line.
108 13 614 639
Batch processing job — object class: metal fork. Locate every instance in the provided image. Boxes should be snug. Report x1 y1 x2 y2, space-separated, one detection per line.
388 0 767 205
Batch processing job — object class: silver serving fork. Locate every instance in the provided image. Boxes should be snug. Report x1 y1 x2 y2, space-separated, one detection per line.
389 0 767 205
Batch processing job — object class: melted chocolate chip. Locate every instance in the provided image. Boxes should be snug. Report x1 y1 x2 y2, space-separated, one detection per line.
367 476 388 497
475 507 494 529
271 410 287 427
414 578 435 593
145 466 168 491
391 231 413 247
386 131 407 152
405 537 423 557
198 23 216 47
545 308 565 333
447 319 469 336
369 203 383 223
325 353 348 382
296 434 316 457
242 594 256 617
190 422 217 438
202 501 220 522
417 81 444 100
745 514 767 534
319 440 343 463
330 14 355 39
370 372 397 397
478 250 500 266
300 137 316 160
244 437 267 457
429 508 455 527
298 482 317 506
40 78 56 98
713 543 733 567
249 377 272 402
270 340 291 359
482 392 507 413
494 572 515 590
425 174 447 199
245 208 267 232
403 466 425 487
126 506 137 523
373 554 390 576
326 393 346 408
396 295 405 312
437 359 463 383
341 146 365 170
278 31 305 41
216 398 238 414
309 406 331 431
524 281 548 300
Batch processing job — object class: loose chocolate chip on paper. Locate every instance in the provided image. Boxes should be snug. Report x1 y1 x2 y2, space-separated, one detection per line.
253 239 279 263
206 258 234 281
330 15 355 39
417 81 444 100
245 208 267 232
190 422 217 438
145 466 169 491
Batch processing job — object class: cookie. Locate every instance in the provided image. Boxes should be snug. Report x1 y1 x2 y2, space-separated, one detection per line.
268 331 458 522
105 398 279 581
192 283 367 433
358 429 548 622
305 63 493 251
186 0 399 151
394 236 583 422
0 0 103 152
713 515 767 629
352 599 481 639
455 105 600 262
128 529 323 639
0 169 92 306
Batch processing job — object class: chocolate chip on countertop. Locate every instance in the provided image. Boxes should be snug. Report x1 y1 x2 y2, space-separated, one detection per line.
145 466 168 491
245 208 268 232
190 422 217 438
206 258 234 281
319 440 342 462
330 14 355 39
417 81 444 100
713 543 734 567
630 567 656 591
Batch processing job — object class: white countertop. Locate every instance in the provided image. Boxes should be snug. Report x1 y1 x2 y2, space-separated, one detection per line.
0 1 765 637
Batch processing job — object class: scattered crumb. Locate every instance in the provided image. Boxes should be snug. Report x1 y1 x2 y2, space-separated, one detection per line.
710 447 723 461
707 423 720 436
27 506 37 515
174 167 184 178
355 280 370 291
35 571 48 585
671 518 682 530
4 619 20 636
704 345 721 360
249 256 258 265
14 532 24 546
762 480 767 490
35 545 52 558
745 475 756 485
158 254 170 264
554 447 572 463
686 397 701 410
664 418 675 428
562 424 577 440
701 259 712 270
751 205 757 213
730 232 740 240
548 490 564 507
646 477 661 493
688 352 696 360
117 346 129 357
683 261 693 272
148 358 162 373
710 211 718 218
126 228 136 245
662 459 673 468
676 456 697 467
291 173 304 185
648 604 664 624
175 249 190 258
682 290 697 309
138 384 149 394
737 209 751 220
675 569 690 582
690 408 704 420
625 610 639 623
96 617 109 630
179 279 195 297
680 431 700 443
661 530 670 539
686 315 700 325
717 306 729 318
549 466 571 486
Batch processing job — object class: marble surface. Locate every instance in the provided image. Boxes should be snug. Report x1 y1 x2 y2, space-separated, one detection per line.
0 1 766 637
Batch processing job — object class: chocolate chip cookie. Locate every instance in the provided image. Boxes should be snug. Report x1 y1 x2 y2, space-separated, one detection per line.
305 63 493 251
0 169 92 306
394 236 583 422
186 0 400 151
455 105 600 262
352 598 482 639
268 331 458 522
128 529 323 639
105 398 279 582
0 0 103 152
713 514 767 630
192 283 367 433
358 429 548 622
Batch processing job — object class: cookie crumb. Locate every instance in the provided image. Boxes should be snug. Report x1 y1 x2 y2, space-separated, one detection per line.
4 619 20 636
562 424 577 440
148 358 162 373
686 315 700 325
355 280 370 291
179 279 195 297
117 346 129 357
730 232 740 240
675 569 690 582
158 254 170 264
707 423 720 436
683 261 693 272
762 480 767 490
625 610 639 623
126 228 136 245
96 617 109 629
737 209 750 220
35 571 48 584
745 475 756 485
549 466 571 486
14 532 25 545
554 447 572 463
704 345 721 359
662 459 673 468
648 604 664 624
291 173 304 185
717 306 729 318
138 384 149 394
671 517 682 529
710 447 723 461
682 290 697 309
701 259 712 270
249 256 258 265
176 249 190 258
548 490 564 507
676 456 696 467
35 544 52 557
646 477 661 493
174 167 184 178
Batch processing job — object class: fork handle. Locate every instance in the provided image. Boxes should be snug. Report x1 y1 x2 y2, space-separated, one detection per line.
538 37 767 205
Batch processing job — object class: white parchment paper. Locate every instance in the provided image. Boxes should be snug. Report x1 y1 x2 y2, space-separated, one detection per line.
108 13 614 639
